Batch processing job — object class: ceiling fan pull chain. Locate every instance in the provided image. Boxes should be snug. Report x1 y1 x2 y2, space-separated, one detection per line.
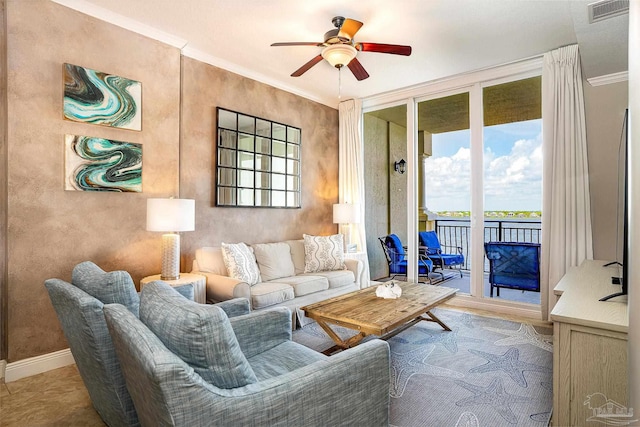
338 67 342 99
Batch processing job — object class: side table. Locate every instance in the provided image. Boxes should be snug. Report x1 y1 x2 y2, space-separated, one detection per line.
140 273 207 304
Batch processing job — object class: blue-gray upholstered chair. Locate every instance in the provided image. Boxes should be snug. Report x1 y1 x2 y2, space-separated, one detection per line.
103 281 391 427
45 261 250 427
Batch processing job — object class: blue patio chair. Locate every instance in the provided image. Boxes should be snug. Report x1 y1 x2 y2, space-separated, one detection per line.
484 242 541 297
418 231 465 278
378 234 433 284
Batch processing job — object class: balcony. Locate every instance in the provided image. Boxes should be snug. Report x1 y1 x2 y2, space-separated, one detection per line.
378 218 541 305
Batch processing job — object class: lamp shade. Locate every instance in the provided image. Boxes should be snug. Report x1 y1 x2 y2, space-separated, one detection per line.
146 198 195 232
322 44 357 68
333 203 361 224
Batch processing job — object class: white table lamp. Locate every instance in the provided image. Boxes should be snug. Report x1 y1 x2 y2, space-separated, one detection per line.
333 203 360 252
147 198 195 280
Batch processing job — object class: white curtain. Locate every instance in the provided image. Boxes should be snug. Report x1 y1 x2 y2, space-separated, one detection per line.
541 44 594 319
338 99 370 285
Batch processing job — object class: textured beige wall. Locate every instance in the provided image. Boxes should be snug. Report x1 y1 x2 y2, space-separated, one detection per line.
1 0 8 361
389 122 408 243
6 0 181 361
363 114 390 280
584 80 629 261
4 0 339 362
179 57 339 264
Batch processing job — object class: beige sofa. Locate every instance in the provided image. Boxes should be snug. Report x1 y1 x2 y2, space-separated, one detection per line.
191 239 363 326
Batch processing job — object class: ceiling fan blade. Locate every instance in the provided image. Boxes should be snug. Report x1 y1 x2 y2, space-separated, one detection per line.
338 18 363 40
291 54 324 77
271 42 324 47
357 42 412 56
347 57 369 81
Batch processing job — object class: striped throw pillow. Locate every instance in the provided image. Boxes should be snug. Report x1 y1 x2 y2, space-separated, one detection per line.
221 242 261 285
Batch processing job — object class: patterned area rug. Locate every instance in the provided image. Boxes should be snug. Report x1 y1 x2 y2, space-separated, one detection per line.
292 308 553 427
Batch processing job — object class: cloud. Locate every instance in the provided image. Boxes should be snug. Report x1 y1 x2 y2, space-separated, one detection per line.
424 133 542 211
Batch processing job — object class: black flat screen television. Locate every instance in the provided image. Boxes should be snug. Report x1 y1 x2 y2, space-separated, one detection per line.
601 109 628 302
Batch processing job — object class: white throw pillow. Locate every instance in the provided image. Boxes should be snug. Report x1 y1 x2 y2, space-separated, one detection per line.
286 239 306 275
303 234 345 273
252 242 295 282
195 247 228 276
221 242 261 285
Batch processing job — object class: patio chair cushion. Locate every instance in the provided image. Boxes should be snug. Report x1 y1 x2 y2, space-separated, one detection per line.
139 281 258 389
419 231 464 267
72 261 140 317
383 234 433 274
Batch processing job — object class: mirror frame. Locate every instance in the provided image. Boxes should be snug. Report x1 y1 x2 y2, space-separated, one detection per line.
215 107 302 208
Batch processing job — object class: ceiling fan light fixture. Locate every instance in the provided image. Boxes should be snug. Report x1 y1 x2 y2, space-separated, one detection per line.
321 44 357 68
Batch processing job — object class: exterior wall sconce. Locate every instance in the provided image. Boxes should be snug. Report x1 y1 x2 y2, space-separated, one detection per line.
394 159 406 174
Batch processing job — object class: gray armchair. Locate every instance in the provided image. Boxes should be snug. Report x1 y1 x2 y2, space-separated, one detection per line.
103 281 391 427
45 261 249 427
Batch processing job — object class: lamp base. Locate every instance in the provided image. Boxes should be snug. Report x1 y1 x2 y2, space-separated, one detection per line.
160 233 180 281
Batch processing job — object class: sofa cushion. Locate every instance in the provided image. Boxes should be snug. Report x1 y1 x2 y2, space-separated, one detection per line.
286 239 306 275
301 270 355 289
72 261 140 317
303 234 346 273
195 247 228 276
272 275 329 297
221 242 261 285
252 242 295 282
250 282 295 309
139 281 257 389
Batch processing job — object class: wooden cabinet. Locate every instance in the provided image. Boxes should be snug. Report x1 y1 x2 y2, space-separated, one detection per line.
551 260 629 427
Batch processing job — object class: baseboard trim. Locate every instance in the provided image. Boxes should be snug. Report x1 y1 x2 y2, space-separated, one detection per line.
446 294 544 321
5 349 75 383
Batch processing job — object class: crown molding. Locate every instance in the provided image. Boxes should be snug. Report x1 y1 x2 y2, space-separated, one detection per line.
587 71 629 86
180 47 335 108
363 55 543 110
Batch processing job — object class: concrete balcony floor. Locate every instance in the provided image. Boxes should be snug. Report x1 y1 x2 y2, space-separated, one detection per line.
380 269 541 305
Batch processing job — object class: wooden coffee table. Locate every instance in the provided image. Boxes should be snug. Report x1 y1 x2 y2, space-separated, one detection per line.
301 282 457 355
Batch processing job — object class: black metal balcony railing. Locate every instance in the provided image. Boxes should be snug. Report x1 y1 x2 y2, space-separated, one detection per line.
433 218 541 271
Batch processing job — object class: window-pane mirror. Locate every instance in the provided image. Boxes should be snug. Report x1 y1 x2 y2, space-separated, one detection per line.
216 107 301 208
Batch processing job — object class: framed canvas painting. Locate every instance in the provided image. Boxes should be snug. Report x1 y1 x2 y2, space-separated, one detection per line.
65 134 142 192
63 63 142 131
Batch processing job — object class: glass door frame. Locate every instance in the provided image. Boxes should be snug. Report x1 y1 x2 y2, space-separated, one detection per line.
362 57 543 318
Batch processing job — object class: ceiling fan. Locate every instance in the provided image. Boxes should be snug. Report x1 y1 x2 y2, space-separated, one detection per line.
271 16 412 81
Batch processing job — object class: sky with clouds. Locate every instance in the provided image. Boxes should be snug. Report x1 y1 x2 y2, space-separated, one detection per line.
424 119 542 212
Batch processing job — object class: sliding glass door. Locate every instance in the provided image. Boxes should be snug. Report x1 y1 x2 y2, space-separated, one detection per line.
362 58 543 314
418 91 473 293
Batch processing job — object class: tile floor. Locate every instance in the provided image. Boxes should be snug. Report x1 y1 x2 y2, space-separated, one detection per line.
0 365 105 426
0 307 549 426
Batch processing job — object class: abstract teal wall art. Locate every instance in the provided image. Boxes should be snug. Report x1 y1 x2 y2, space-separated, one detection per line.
63 63 142 131
65 134 142 192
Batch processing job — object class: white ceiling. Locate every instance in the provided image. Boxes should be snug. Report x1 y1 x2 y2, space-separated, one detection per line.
54 0 629 108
